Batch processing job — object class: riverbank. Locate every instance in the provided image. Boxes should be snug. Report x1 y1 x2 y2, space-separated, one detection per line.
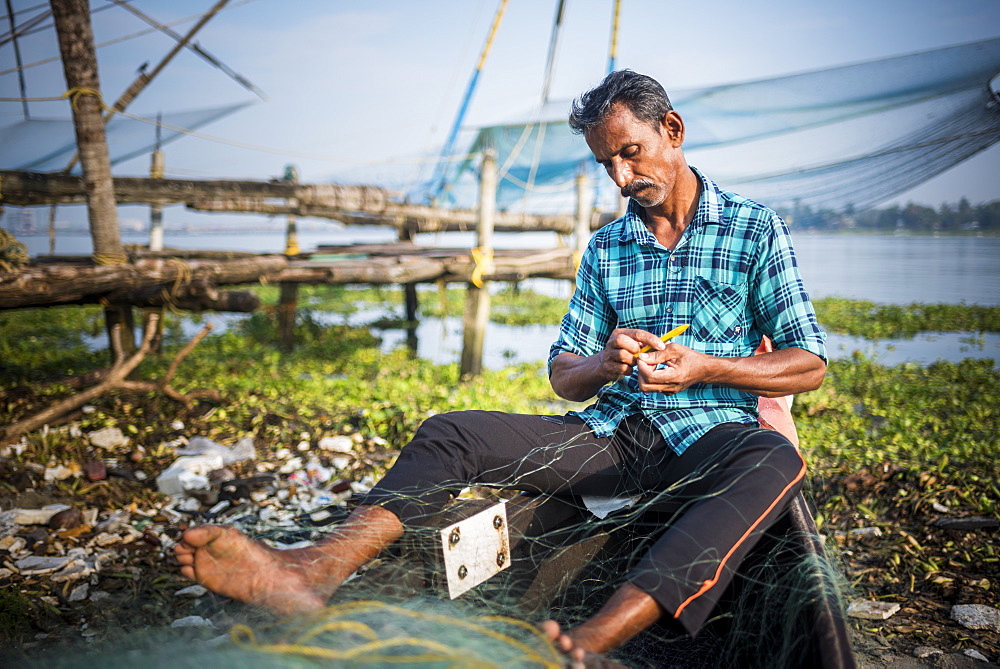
0 301 997 666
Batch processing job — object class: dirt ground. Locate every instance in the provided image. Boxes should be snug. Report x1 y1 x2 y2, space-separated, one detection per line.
0 436 996 667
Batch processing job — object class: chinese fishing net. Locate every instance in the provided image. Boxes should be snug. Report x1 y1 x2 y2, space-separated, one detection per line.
431 37 1000 215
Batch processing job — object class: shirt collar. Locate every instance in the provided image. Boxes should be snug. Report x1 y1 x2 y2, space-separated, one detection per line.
617 166 726 244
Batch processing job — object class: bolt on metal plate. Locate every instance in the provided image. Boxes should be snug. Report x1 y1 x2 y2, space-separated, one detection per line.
439 500 510 599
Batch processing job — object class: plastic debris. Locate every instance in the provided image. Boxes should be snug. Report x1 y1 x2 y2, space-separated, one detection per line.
88 427 129 450
16 555 73 575
175 436 256 465
319 435 354 453
156 455 225 496
847 600 900 620
8 505 70 525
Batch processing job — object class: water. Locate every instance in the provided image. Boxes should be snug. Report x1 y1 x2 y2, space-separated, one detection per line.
16 230 1000 368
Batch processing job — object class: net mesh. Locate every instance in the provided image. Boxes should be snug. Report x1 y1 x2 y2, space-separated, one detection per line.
0 102 251 173
433 38 1000 213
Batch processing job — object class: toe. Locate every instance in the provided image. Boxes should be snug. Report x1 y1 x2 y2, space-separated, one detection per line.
539 620 561 642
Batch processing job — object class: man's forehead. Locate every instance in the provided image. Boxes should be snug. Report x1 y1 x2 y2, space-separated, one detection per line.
585 106 657 153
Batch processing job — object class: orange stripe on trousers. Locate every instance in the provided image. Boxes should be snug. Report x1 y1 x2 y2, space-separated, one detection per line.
673 452 807 619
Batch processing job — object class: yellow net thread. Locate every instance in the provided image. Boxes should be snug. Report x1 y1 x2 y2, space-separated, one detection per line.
228 600 562 668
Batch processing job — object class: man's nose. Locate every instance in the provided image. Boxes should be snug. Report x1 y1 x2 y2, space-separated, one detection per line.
610 160 632 188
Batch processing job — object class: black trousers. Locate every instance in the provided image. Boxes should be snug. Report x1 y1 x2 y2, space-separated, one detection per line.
362 411 805 635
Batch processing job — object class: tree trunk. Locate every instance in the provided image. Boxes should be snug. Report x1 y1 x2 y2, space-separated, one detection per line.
50 0 124 265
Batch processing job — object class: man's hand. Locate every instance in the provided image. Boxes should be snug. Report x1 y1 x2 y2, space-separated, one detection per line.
634 342 708 394
549 328 667 402
600 328 669 382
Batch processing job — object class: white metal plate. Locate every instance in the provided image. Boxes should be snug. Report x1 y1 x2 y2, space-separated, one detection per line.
439 500 510 599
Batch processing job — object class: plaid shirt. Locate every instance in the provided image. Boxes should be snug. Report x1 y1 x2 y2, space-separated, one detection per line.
548 167 827 455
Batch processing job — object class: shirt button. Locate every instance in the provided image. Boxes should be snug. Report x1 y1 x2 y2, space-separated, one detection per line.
666 307 673 313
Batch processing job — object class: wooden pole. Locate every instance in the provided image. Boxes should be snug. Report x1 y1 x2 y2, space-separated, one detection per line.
149 148 165 251
279 165 300 351
283 165 300 255
278 282 298 352
460 150 496 378
63 0 231 173
50 0 124 266
399 224 420 355
574 170 590 263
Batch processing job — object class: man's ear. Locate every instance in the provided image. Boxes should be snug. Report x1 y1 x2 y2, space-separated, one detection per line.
662 110 685 147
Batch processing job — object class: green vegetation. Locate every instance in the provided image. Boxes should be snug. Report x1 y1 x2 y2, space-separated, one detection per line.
1 298 996 656
813 297 1000 338
781 198 1000 233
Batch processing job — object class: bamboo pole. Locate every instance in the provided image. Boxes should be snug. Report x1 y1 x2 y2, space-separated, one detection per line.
50 0 124 266
460 149 496 378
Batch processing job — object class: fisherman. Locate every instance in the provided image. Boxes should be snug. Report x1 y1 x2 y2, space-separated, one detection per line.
175 70 827 664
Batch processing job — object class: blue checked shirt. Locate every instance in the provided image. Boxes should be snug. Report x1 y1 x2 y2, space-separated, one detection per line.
548 167 827 455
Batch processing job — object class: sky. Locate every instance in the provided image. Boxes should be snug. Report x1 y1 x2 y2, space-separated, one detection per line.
2 0 999 230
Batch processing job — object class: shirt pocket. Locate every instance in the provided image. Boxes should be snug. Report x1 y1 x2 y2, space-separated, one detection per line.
690 275 748 346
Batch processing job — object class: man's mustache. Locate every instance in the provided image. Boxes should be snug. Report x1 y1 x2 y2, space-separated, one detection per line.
622 179 655 199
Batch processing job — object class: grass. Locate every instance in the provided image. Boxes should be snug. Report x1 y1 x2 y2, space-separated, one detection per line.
1 293 997 659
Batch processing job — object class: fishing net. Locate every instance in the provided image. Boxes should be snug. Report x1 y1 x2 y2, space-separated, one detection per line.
0 102 251 173
434 37 1000 214
11 422 852 669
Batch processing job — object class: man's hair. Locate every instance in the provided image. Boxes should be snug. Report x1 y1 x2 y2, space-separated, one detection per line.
568 69 673 135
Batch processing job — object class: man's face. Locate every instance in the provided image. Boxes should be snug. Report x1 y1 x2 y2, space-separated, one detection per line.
584 104 684 210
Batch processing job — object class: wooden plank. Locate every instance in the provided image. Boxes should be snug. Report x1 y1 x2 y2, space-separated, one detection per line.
0 255 287 309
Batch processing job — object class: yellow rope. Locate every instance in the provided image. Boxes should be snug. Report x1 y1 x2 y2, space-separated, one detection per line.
63 87 106 111
229 601 561 668
572 250 583 272
91 251 129 266
470 246 494 288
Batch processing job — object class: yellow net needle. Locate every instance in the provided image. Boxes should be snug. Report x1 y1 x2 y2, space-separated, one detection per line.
639 323 690 353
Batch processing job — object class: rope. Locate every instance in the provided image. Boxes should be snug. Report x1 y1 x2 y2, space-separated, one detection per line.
227 601 561 668
470 246 494 288
91 251 129 266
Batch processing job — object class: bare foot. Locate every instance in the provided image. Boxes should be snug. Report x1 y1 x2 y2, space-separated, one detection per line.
174 525 336 616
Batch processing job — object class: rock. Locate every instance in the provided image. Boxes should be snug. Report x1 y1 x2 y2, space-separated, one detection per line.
89 590 111 603
912 646 943 658
48 507 84 530
15 555 72 575
847 600 901 620
962 649 989 662
11 505 70 525
51 560 93 583
0 535 26 554
175 585 208 598
88 427 129 450
171 615 216 630
69 583 89 602
951 604 1000 632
